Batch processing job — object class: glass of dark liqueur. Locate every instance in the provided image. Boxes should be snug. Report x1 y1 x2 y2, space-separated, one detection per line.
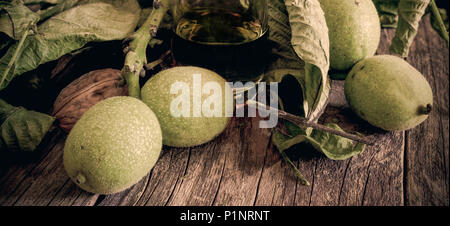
171 0 270 84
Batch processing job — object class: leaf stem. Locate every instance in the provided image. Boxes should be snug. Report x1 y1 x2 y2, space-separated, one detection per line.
430 0 449 47
122 0 170 99
0 27 30 89
247 100 374 145
278 110 374 145
280 150 310 186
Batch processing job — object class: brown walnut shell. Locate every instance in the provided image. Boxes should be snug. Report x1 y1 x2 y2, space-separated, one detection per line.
52 69 128 132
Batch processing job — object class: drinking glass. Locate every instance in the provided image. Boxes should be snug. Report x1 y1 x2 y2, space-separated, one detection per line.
171 0 270 83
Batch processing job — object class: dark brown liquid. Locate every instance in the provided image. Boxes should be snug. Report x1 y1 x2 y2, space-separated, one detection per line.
175 9 265 45
172 9 270 82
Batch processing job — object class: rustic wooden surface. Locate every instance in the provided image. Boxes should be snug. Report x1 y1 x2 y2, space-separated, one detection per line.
0 16 448 206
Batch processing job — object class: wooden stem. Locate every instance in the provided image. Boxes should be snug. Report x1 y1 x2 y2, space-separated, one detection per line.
247 100 374 145
278 110 374 145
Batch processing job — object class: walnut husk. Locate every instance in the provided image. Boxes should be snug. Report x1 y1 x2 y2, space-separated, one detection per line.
52 69 128 132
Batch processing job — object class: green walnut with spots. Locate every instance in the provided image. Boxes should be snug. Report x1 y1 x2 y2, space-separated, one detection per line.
345 55 433 131
63 96 162 194
141 66 232 147
319 0 381 71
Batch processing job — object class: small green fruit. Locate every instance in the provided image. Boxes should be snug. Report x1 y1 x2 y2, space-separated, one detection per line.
345 55 433 131
319 0 381 71
63 96 162 194
141 66 231 147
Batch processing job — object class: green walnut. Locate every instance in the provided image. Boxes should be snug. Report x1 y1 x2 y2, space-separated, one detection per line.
319 0 381 71
141 66 232 147
345 55 433 131
63 96 162 194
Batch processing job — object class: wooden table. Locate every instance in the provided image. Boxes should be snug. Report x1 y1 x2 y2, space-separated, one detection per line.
0 16 448 206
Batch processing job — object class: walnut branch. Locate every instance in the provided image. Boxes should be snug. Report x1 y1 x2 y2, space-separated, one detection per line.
121 0 170 99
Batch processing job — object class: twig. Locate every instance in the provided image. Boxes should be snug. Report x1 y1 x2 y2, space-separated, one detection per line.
430 0 449 47
144 50 171 71
122 0 170 98
247 100 374 145
278 111 374 145
0 27 30 89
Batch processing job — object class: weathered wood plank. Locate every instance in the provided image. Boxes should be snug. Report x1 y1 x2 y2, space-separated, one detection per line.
0 130 66 206
98 148 190 206
0 14 447 207
405 16 449 206
95 174 151 206
209 117 270 206
96 116 271 206
47 179 99 206
333 27 403 206
253 143 300 206
1 132 64 206
138 148 190 206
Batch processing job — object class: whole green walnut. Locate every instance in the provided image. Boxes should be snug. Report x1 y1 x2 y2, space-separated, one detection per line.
319 0 381 71
141 66 232 147
64 96 162 194
345 55 433 131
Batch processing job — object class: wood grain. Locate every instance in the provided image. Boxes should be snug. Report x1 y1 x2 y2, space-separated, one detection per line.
405 16 449 206
0 15 447 206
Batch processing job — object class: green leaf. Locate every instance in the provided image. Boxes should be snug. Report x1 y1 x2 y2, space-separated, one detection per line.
266 0 305 75
373 0 400 28
391 0 430 57
0 0 141 91
285 0 330 121
0 98 55 152
272 123 365 160
37 0 83 22
265 0 307 117
265 0 330 121
0 35 11 52
0 1 40 39
308 123 366 160
267 0 364 162
22 0 64 4
430 1 449 46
